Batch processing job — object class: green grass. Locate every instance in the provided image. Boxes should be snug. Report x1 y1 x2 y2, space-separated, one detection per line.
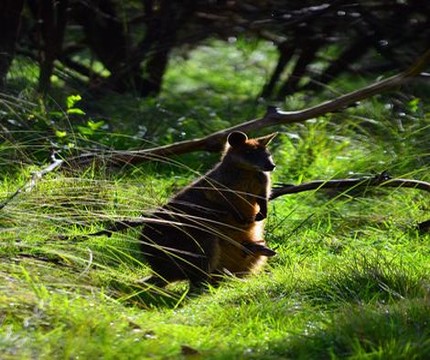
1 39 430 359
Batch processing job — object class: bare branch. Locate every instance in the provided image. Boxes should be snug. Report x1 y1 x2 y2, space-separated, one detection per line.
270 173 430 200
65 48 430 167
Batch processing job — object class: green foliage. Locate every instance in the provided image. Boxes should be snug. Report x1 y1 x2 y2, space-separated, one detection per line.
1 39 430 359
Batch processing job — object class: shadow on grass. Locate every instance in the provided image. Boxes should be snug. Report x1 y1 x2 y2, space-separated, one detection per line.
106 278 190 309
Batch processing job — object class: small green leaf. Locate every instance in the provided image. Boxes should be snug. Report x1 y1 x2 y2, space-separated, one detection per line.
55 130 67 138
408 98 420 113
87 120 105 130
67 108 86 115
66 94 82 109
49 111 64 118
77 126 94 136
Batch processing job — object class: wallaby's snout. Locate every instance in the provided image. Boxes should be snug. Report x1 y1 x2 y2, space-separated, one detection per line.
264 158 276 172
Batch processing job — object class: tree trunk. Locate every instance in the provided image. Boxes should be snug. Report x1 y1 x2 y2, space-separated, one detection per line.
35 0 69 94
136 0 196 96
0 0 24 88
261 42 295 99
72 0 129 91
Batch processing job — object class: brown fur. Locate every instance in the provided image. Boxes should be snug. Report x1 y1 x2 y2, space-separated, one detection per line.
140 131 277 286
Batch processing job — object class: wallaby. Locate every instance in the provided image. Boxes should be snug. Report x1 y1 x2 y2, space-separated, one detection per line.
140 131 277 286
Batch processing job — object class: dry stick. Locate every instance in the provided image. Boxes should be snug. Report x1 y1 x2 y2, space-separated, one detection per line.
270 173 430 233
270 175 430 200
67 48 430 166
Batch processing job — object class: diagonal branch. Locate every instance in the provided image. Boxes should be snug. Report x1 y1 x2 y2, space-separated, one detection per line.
66 48 430 167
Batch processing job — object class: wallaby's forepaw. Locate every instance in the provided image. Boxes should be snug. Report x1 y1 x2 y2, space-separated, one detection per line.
242 242 277 257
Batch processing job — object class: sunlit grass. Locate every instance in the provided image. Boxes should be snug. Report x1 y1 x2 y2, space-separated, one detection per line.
1 39 429 359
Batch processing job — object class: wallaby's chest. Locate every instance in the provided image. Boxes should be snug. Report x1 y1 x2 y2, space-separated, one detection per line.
219 170 268 192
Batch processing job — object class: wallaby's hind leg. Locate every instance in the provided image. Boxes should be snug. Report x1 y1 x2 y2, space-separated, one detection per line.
140 223 221 285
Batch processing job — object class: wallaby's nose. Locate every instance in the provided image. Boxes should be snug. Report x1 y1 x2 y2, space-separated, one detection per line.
265 161 276 172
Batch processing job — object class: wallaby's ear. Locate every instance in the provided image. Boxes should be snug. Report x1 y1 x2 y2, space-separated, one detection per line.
227 131 248 147
257 132 277 146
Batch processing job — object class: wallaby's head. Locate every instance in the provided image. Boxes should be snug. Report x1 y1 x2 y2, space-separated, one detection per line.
223 131 277 172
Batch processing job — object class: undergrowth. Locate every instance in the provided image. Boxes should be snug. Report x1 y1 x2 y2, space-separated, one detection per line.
1 39 429 359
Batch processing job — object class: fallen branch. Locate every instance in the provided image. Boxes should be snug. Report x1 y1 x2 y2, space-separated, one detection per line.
271 172 430 234
66 48 430 167
270 172 430 200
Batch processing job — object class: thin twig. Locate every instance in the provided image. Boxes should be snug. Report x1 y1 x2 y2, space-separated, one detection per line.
0 155 63 210
78 248 94 278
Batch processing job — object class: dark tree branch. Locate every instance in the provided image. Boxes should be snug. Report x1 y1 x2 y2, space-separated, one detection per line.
0 0 24 88
303 36 370 92
270 172 430 200
35 0 69 94
276 37 322 98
